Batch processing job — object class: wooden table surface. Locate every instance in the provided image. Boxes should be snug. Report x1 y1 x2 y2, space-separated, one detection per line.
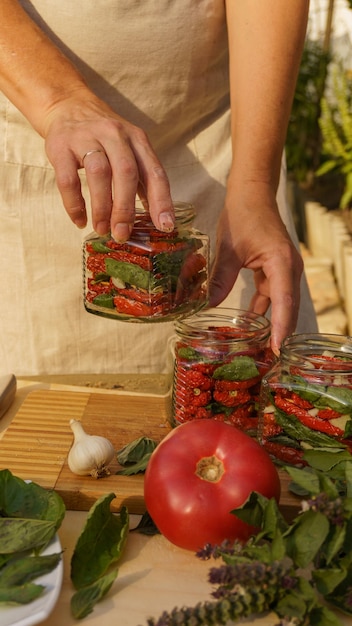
1 377 351 626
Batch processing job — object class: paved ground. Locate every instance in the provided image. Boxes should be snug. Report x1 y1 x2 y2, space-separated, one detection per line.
301 244 348 335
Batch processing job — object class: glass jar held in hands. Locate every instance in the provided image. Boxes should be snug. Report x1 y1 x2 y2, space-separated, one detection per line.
83 201 209 322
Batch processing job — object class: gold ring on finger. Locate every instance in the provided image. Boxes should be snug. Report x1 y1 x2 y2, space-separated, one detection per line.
82 149 106 164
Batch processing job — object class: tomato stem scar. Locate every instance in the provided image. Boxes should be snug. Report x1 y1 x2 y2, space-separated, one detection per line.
196 455 224 482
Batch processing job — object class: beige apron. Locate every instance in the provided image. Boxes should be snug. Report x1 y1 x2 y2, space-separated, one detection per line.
0 0 317 376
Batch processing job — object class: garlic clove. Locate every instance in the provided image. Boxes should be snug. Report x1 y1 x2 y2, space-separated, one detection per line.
111 276 126 289
68 419 115 479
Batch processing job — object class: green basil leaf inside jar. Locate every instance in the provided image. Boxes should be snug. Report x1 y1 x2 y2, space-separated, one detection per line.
83 201 209 322
169 307 275 436
258 333 352 466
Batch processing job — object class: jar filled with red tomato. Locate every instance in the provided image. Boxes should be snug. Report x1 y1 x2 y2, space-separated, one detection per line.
258 333 352 467
83 202 209 322
170 308 274 435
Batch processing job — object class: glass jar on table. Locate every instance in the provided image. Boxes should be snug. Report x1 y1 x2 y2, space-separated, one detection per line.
258 333 352 466
169 308 274 435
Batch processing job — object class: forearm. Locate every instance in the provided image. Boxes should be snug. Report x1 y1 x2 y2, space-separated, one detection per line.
225 0 309 191
0 0 91 135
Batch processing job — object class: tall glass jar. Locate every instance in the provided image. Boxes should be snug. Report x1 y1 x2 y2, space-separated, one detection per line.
258 333 352 466
170 308 274 435
83 202 209 322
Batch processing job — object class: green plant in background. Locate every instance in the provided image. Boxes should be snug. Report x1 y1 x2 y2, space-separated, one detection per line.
286 39 331 187
317 64 352 208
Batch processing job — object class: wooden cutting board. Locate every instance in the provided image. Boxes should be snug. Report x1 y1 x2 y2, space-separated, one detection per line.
0 388 301 516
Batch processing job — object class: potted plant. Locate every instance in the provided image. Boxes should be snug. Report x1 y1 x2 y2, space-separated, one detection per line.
316 63 352 232
285 38 332 242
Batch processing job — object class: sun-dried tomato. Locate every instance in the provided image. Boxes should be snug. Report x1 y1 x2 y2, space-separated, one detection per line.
113 295 164 317
150 240 190 253
174 386 212 406
263 441 307 466
261 422 283 438
275 396 344 437
184 370 214 391
182 361 218 377
213 389 251 407
87 278 111 294
287 391 314 410
174 405 212 423
190 389 212 406
86 254 108 274
214 377 260 391
108 250 152 271
316 407 344 420
228 414 258 432
105 239 150 256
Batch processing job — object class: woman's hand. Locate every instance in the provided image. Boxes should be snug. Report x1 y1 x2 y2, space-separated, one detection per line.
44 92 175 241
0 0 175 242
208 183 304 355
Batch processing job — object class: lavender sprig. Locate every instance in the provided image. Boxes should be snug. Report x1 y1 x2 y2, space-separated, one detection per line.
145 576 288 626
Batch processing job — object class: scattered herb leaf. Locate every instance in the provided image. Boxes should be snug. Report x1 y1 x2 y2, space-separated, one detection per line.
131 511 160 536
71 569 118 620
116 436 158 475
71 493 129 589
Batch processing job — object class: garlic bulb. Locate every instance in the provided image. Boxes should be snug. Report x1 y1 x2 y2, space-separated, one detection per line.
68 419 115 478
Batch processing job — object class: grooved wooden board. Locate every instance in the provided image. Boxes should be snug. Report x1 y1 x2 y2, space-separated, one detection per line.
0 388 301 516
0 389 171 513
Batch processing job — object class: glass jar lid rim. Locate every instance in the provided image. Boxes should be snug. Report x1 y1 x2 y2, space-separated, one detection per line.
175 307 271 337
280 332 352 368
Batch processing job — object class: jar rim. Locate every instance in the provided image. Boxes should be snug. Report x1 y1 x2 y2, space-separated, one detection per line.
174 307 271 343
281 332 352 371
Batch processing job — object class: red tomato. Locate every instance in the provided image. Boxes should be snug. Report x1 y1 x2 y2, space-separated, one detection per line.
144 420 281 551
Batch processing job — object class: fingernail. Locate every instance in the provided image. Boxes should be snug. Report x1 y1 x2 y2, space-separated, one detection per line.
271 339 280 358
95 220 110 235
112 223 133 242
74 216 88 229
159 212 175 232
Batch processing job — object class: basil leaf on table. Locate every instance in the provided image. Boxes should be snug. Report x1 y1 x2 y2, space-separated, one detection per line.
71 493 129 589
71 569 118 620
116 453 154 475
116 436 158 475
131 511 160 536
